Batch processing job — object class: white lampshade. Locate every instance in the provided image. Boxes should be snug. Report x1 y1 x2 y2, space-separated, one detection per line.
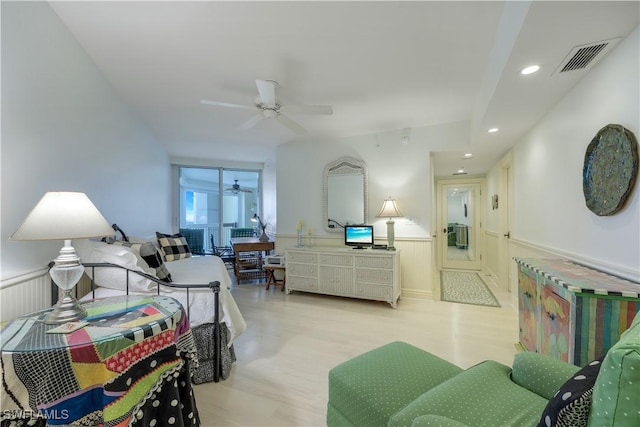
11 192 113 324
11 192 114 241
376 198 403 219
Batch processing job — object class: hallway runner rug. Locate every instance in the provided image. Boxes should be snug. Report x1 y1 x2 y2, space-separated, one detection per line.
440 271 501 307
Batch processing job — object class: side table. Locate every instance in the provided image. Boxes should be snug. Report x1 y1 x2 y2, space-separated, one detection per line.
231 237 275 283
1 295 200 427
264 264 286 291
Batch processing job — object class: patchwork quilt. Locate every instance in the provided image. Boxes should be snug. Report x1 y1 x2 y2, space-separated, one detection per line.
1 296 200 427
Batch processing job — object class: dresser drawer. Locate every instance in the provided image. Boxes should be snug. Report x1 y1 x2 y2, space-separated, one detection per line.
285 248 400 308
288 262 317 277
356 283 392 300
319 254 353 266
287 276 318 292
355 268 393 285
355 256 393 269
287 251 318 264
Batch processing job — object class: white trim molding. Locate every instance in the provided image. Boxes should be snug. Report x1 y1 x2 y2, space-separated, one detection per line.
510 237 640 283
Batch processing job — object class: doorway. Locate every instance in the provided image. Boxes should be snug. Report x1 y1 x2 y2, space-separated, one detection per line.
177 167 261 253
437 178 484 271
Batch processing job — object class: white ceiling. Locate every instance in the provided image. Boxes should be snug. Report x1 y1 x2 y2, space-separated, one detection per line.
49 1 639 177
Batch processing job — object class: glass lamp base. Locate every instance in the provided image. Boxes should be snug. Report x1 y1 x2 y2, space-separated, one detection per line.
44 291 88 325
46 244 87 325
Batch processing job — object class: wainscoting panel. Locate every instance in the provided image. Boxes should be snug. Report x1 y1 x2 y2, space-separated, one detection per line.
275 234 434 301
0 268 51 322
394 238 433 300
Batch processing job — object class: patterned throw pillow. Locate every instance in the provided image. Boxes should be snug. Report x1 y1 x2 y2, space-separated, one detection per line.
156 232 192 262
537 356 604 427
111 240 173 282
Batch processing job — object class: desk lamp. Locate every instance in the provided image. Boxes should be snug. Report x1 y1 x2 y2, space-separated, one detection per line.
251 213 269 242
376 197 403 250
11 192 114 324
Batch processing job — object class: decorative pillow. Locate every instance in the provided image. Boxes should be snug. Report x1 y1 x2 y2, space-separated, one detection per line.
537 356 604 427
74 239 157 293
156 232 192 262
111 240 172 282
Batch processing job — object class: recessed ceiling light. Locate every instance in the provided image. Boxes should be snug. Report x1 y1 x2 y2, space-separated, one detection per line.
463 153 473 158
521 65 540 75
453 167 467 176
488 128 499 133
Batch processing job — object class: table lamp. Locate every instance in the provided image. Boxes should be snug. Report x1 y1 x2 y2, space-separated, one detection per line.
11 192 114 324
376 197 403 250
251 213 269 242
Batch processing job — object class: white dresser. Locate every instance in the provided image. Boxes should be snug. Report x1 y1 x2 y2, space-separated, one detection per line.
285 246 401 308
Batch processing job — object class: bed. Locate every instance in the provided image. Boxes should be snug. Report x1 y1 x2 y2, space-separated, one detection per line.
74 237 246 384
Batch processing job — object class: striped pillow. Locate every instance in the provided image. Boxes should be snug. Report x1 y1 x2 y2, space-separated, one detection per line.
156 232 192 262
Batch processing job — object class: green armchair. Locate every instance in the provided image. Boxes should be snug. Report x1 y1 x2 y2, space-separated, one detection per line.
328 311 640 427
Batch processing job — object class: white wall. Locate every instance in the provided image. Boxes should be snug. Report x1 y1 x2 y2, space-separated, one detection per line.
1 2 173 280
495 26 640 284
275 122 472 240
275 125 456 300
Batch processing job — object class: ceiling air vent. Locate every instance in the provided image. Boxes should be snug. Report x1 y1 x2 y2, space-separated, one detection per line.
554 37 621 74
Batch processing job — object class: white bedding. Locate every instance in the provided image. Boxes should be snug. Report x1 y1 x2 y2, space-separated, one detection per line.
80 254 246 345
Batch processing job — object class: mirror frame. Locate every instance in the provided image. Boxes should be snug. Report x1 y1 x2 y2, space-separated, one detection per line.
323 156 369 232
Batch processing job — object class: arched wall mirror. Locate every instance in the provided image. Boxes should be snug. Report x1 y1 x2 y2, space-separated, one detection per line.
323 156 368 232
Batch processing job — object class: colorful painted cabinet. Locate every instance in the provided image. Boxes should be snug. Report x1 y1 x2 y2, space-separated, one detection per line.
515 258 639 366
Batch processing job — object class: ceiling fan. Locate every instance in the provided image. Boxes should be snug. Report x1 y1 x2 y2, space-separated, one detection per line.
201 79 333 135
225 180 252 194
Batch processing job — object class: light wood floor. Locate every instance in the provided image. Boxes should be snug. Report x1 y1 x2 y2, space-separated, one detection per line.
194 273 519 427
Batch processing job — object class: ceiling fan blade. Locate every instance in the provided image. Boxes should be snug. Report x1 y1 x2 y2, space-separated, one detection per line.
275 113 307 135
238 114 265 131
281 105 333 115
256 80 277 106
200 100 255 110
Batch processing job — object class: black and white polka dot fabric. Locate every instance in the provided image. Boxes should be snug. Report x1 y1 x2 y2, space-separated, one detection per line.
537 356 603 427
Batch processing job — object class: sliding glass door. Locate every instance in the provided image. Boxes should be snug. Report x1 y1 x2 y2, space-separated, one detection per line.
178 167 260 253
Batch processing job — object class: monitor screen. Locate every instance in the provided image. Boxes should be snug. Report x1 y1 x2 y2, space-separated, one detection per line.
344 225 374 249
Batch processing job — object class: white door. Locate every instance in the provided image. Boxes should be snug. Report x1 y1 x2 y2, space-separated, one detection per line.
438 179 483 270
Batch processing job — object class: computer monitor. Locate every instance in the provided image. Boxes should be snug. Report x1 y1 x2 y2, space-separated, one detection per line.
344 225 374 249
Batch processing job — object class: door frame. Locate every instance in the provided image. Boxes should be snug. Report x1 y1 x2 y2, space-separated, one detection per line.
436 177 485 271
497 153 513 293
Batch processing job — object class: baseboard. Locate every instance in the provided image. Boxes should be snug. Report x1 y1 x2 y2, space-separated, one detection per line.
401 289 433 301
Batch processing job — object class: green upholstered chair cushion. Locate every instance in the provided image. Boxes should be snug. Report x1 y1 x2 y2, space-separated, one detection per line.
588 311 640 427
327 402 355 427
411 414 471 426
389 360 549 427
327 342 462 427
511 351 580 400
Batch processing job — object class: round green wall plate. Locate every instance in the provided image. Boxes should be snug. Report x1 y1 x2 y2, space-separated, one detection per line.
583 124 638 216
